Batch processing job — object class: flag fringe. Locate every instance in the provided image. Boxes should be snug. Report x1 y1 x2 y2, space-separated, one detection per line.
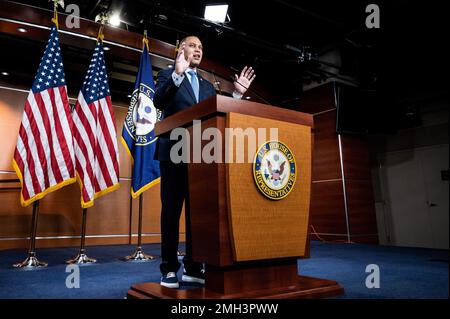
12 158 76 207
131 177 161 199
76 173 121 208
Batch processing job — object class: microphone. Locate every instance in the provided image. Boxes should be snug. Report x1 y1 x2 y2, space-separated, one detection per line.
211 70 223 95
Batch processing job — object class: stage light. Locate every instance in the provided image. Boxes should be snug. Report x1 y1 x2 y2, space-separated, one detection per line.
109 13 121 26
1 71 9 76
17 27 27 33
204 4 229 23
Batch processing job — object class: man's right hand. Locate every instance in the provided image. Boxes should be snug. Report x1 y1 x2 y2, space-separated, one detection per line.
175 42 193 75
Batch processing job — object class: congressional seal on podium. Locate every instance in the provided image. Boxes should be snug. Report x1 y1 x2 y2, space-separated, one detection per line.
253 140 297 200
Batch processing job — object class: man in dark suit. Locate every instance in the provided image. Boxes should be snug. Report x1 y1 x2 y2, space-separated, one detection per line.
154 36 255 288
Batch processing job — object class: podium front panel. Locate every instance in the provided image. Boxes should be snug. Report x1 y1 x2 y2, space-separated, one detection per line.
226 112 312 262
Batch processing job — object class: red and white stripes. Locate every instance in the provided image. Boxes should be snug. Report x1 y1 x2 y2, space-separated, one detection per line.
13 86 76 206
72 93 120 208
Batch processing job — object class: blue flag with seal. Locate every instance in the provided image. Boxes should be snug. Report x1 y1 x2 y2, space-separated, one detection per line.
121 37 161 198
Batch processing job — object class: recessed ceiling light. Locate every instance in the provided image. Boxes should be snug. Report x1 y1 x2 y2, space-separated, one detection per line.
17 27 27 33
1 71 9 76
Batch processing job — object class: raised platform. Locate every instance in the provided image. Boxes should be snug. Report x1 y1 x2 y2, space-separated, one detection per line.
127 275 344 299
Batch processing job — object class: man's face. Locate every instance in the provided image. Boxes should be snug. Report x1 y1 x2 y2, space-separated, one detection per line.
183 36 203 68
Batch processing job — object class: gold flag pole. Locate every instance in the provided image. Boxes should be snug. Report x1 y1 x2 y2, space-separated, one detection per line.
13 0 64 269
121 30 157 262
67 208 97 264
13 200 48 268
121 194 156 261
66 22 108 265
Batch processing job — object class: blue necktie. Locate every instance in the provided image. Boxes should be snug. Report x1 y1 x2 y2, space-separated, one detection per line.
188 70 199 103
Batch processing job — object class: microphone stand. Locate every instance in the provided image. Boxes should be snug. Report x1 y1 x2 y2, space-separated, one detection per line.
211 70 223 95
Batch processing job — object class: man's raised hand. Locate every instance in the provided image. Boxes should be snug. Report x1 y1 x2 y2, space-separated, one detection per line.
234 66 256 95
175 43 193 75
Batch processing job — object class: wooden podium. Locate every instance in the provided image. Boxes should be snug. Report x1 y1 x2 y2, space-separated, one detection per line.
127 96 344 299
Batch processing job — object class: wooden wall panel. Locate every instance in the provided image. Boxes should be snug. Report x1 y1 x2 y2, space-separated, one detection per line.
0 88 25 172
0 189 33 237
309 234 348 243
341 135 372 180
311 110 341 181
310 181 347 235
347 235 378 244
0 180 131 248
297 82 337 114
0 237 131 250
313 110 338 135
313 133 341 181
300 83 379 244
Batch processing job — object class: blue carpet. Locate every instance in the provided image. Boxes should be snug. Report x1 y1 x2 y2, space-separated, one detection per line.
299 241 448 299
0 241 447 299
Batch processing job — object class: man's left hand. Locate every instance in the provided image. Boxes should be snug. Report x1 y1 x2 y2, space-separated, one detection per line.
234 66 256 95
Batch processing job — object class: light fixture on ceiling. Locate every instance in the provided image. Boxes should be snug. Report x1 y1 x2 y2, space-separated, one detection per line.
109 13 121 26
157 14 168 21
204 4 229 23
17 27 27 33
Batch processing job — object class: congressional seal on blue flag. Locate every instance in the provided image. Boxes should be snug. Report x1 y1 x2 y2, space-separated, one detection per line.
121 37 161 198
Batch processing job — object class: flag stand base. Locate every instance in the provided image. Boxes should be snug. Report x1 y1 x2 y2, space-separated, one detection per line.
14 201 47 269
121 246 156 262
13 251 48 269
66 249 97 264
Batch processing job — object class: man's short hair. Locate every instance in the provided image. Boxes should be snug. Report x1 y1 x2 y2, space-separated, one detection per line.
178 36 199 48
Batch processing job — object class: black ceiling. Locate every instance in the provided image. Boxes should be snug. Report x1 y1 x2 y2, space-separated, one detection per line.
2 0 449 118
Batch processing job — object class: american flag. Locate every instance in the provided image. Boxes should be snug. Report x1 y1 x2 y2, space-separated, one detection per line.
72 39 120 208
12 25 76 207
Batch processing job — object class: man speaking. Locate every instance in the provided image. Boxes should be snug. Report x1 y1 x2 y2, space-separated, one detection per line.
154 35 255 288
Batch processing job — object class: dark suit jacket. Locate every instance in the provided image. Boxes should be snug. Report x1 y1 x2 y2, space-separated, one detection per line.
154 68 216 161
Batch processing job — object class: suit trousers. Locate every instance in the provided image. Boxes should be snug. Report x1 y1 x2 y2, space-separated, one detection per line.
159 161 202 275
